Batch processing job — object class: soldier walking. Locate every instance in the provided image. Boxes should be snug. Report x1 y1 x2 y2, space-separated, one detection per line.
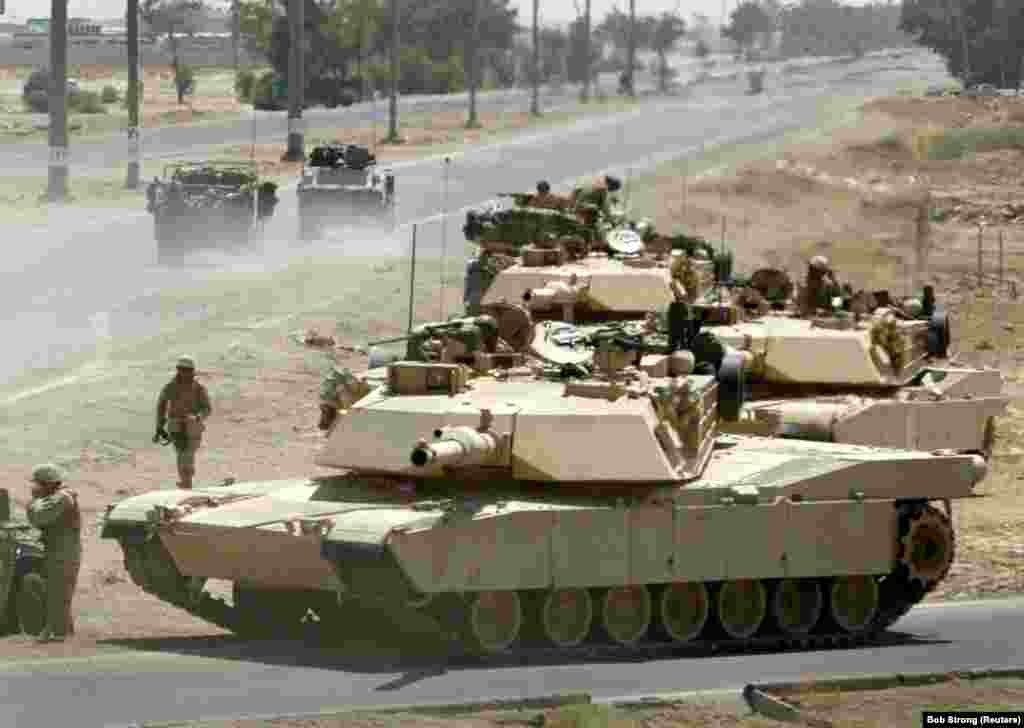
27 464 81 643
155 355 212 490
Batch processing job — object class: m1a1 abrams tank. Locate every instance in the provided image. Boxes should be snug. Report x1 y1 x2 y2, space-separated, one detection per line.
462 187 729 318
297 143 395 240
465 209 1007 456
99 317 988 656
0 488 48 637
146 162 280 264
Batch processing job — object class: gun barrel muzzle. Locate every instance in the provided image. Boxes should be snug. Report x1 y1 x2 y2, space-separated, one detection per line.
410 427 498 468
523 282 583 309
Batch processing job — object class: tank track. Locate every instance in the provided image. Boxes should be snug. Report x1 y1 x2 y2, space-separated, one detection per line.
113 502 954 661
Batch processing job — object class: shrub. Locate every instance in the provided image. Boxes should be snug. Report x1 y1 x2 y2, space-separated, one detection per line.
252 70 275 104
101 84 120 103
74 90 106 114
174 64 197 99
235 68 256 102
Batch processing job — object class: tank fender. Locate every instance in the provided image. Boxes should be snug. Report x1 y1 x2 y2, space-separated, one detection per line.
927 305 951 358
717 350 749 421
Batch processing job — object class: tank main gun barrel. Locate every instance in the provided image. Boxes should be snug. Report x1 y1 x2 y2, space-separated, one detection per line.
410 426 498 468
522 279 591 310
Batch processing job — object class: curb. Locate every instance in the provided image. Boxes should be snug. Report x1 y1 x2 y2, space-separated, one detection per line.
752 665 1024 697
130 692 592 728
742 666 1024 722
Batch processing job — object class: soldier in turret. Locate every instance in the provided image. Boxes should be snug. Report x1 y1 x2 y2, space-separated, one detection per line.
155 356 212 490
27 464 81 643
572 175 623 225
803 255 841 315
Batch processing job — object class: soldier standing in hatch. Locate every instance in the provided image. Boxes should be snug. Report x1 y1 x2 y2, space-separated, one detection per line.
27 464 81 643
803 255 841 314
155 356 212 490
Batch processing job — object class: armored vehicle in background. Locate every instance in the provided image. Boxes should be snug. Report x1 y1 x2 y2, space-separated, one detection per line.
459 192 1006 456
0 488 48 637
297 143 395 240
101 314 987 656
146 162 280 264
462 191 728 318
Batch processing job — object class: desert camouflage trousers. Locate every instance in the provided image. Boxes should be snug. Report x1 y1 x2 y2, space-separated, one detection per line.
172 434 202 489
168 417 204 489
45 554 81 637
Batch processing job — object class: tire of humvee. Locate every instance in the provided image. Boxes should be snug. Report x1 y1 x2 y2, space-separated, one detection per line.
16 572 46 636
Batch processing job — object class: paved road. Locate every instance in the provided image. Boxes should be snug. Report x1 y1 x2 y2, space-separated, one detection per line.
0 51 947 388
0 597 1020 728
1 51 850 173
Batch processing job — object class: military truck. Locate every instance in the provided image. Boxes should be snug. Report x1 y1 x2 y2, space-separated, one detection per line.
146 162 280 264
297 143 395 240
100 311 987 656
0 489 48 637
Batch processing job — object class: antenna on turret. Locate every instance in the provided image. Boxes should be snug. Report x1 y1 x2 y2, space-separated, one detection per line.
408 223 418 334
439 156 452 321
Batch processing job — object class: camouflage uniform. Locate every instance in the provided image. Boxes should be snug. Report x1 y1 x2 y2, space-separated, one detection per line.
26 464 81 643
804 255 841 314
572 175 622 225
155 356 212 489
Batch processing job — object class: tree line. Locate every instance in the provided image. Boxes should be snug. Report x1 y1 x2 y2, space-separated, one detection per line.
228 0 692 96
721 0 914 60
899 0 1024 88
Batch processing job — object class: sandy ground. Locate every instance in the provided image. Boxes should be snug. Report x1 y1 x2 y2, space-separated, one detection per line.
1 92 1022 691
162 677 1024 727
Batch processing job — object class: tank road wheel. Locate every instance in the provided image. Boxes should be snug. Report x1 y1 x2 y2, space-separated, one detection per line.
539 589 594 647
901 505 955 588
16 572 47 636
715 580 767 640
827 576 880 633
770 579 824 637
654 582 711 644
466 590 523 654
596 586 653 646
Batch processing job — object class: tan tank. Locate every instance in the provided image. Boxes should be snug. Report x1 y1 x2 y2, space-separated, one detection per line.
100 315 988 655
465 217 1006 456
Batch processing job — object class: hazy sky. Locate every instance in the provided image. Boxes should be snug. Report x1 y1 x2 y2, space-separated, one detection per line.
5 0 875 29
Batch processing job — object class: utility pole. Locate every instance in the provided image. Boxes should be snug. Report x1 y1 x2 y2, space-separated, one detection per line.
581 0 591 102
530 0 540 115
45 0 69 203
383 0 402 143
283 0 304 160
125 0 141 189
466 0 481 128
627 0 635 97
